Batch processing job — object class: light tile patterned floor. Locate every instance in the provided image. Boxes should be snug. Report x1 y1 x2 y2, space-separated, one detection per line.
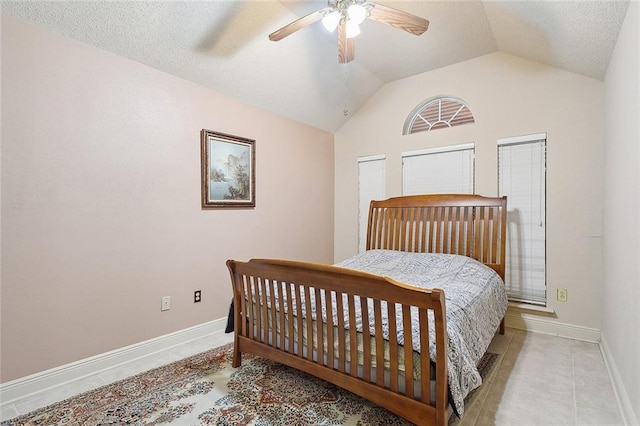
0 329 625 425
457 328 624 426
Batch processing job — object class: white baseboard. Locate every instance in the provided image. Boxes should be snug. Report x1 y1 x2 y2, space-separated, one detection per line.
601 333 640 426
505 310 601 342
0 318 228 405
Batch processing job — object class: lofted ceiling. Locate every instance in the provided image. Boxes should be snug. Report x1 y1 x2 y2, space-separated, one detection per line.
1 0 630 132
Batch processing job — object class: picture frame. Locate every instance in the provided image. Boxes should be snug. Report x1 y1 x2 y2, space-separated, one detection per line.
200 129 256 208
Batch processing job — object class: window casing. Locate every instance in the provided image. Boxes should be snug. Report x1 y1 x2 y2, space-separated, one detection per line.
402 143 475 195
498 134 547 305
358 155 385 252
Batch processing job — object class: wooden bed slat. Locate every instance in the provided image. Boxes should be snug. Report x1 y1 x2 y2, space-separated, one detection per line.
285 282 295 355
243 276 251 339
465 206 473 256
268 280 277 348
444 206 452 253
277 281 285 350
495 208 500 263
326 291 335 368
427 207 435 253
421 209 428 251
402 305 414 397
348 294 358 377
361 297 372 382
336 291 346 372
419 308 431 403
296 285 304 357
482 207 490 263
407 207 416 251
303 286 313 361
315 288 323 362
374 299 385 385
398 208 406 252
431 290 449 426
259 277 268 344
388 302 399 392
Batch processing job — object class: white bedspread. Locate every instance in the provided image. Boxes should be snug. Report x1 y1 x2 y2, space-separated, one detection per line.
335 249 508 417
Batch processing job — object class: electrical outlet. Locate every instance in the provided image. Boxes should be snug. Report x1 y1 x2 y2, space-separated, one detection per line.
194 290 202 303
161 296 171 311
557 288 568 303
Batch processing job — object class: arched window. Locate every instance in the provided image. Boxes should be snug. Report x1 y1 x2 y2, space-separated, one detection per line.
404 96 475 135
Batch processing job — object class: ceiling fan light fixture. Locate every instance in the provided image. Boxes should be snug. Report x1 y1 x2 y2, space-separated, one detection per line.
268 0 429 64
345 20 361 38
347 4 367 25
322 10 341 32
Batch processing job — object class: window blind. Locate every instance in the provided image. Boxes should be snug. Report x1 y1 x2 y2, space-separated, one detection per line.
358 155 385 252
402 143 475 195
498 134 547 305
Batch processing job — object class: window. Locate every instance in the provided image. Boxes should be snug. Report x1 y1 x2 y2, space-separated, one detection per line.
404 97 475 135
358 155 385 252
498 134 547 305
402 143 475 195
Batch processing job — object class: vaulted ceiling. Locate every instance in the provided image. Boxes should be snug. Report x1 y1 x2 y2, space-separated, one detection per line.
1 0 630 132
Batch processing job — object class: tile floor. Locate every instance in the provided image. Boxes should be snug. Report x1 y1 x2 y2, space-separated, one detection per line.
0 328 625 425
456 328 625 426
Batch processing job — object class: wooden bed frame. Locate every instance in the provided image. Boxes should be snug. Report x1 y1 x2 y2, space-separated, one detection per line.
227 194 507 426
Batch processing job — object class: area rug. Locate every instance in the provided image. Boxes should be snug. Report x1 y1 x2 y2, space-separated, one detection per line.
2 344 498 425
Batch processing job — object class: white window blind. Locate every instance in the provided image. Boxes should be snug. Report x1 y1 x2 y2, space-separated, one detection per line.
358 155 385 252
498 134 547 305
402 143 475 195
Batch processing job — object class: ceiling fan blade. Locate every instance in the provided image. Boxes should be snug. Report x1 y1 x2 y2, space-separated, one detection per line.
338 22 354 63
269 8 329 41
367 2 429 36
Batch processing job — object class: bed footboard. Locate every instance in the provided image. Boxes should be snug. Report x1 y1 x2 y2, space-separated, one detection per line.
227 258 450 426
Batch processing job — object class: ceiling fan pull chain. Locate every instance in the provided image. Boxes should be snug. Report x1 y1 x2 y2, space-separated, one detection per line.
343 64 350 116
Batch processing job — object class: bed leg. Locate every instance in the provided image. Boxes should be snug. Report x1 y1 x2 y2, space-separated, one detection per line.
232 338 242 368
499 317 505 335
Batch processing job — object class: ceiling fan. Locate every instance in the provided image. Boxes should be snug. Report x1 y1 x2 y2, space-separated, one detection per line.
269 0 429 63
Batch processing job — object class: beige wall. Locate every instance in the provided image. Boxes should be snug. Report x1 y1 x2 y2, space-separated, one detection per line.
335 52 605 331
603 2 640 423
1 15 334 382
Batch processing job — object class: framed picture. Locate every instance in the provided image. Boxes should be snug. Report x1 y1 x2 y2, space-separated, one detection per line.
200 129 256 208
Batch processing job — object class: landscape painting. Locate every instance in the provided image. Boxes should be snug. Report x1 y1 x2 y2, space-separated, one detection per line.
201 130 255 208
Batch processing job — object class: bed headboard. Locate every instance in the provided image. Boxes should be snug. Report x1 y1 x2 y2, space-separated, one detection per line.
366 194 507 280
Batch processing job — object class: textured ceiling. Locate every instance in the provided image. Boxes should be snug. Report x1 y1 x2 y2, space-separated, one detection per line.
1 0 630 132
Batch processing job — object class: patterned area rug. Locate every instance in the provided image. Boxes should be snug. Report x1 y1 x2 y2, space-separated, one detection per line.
2 344 498 425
